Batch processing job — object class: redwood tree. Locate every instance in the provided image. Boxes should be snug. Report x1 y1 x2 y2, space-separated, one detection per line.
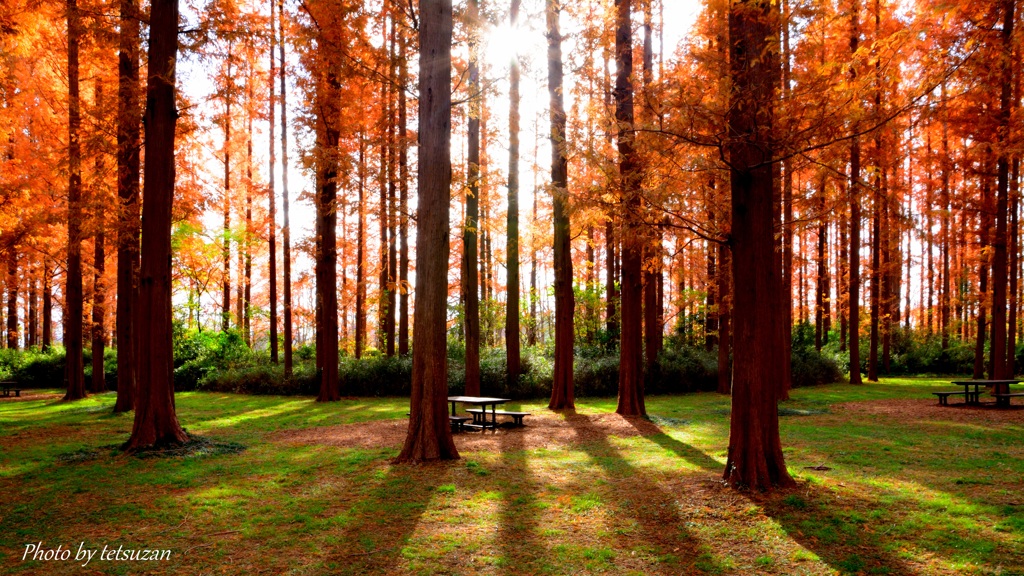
396 0 459 463
114 0 141 413
63 0 87 402
722 0 793 491
124 0 189 450
505 0 522 387
547 0 574 411
615 0 644 416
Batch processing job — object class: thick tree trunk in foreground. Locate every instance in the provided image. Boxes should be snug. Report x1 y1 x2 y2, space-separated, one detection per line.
615 0 644 416
315 69 340 403
63 0 87 402
397 0 459 463
505 0 522 386
547 0 575 411
124 0 189 450
723 0 793 491
114 0 141 412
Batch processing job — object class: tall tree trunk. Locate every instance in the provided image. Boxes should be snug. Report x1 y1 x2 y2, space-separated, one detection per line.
386 16 398 358
92 77 107 393
244 77 253 346
222 47 233 333
848 0 862 384
398 24 410 356
378 84 390 354
314 63 340 402
868 151 881 382
815 174 828 350
7 252 17 349
614 0 644 416
547 0 574 411
124 0 189 450
280 0 293 376
780 0 793 397
641 0 661 373
724 0 792 491
505 0 521 386
356 138 366 358
28 275 37 348
114 0 140 412
268 0 278 362
940 83 951 349
64 0 87 401
397 0 459 462
42 260 52 350
976 158 993 379
1009 157 1020 376
839 205 848 352
989 0 1015 379
463 0 481 395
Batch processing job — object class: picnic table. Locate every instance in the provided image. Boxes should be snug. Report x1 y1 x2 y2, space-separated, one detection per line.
1 381 20 398
947 380 1022 407
447 396 530 429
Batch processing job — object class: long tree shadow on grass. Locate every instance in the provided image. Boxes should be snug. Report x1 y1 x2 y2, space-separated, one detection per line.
322 458 443 574
497 418 550 574
562 412 710 574
758 485 918 575
623 417 723 473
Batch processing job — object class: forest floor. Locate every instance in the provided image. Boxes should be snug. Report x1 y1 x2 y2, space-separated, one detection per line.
0 377 1022 575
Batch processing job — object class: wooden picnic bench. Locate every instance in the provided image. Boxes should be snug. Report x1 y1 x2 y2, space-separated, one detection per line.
992 393 1024 408
1 381 20 398
406 413 474 432
932 391 966 406
943 380 1023 407
466 409 531 426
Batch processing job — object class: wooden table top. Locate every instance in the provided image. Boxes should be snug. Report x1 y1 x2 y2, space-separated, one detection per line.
447 396 511 404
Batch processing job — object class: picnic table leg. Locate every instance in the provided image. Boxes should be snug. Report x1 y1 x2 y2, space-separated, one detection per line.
451 401 457 416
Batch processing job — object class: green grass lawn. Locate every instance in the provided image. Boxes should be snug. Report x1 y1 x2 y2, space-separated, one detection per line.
1 378 1022 575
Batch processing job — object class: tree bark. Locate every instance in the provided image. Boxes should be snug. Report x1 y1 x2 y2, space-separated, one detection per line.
280 0 293 376
505 0 522 386
547 0 574 411
7 252 18 349
462 0 481 396
723 0 793 491
356 138 366 358
989 0 1015 379
398 23 410 356
615 0 644 416
397 0 459 463
42 260 52 350
268 0 278 362
91 112 107 394
222 46 233 333
124 0 189 450
63 0 87 401
848 0 862 384
314 63 340 402
115 0 140 412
